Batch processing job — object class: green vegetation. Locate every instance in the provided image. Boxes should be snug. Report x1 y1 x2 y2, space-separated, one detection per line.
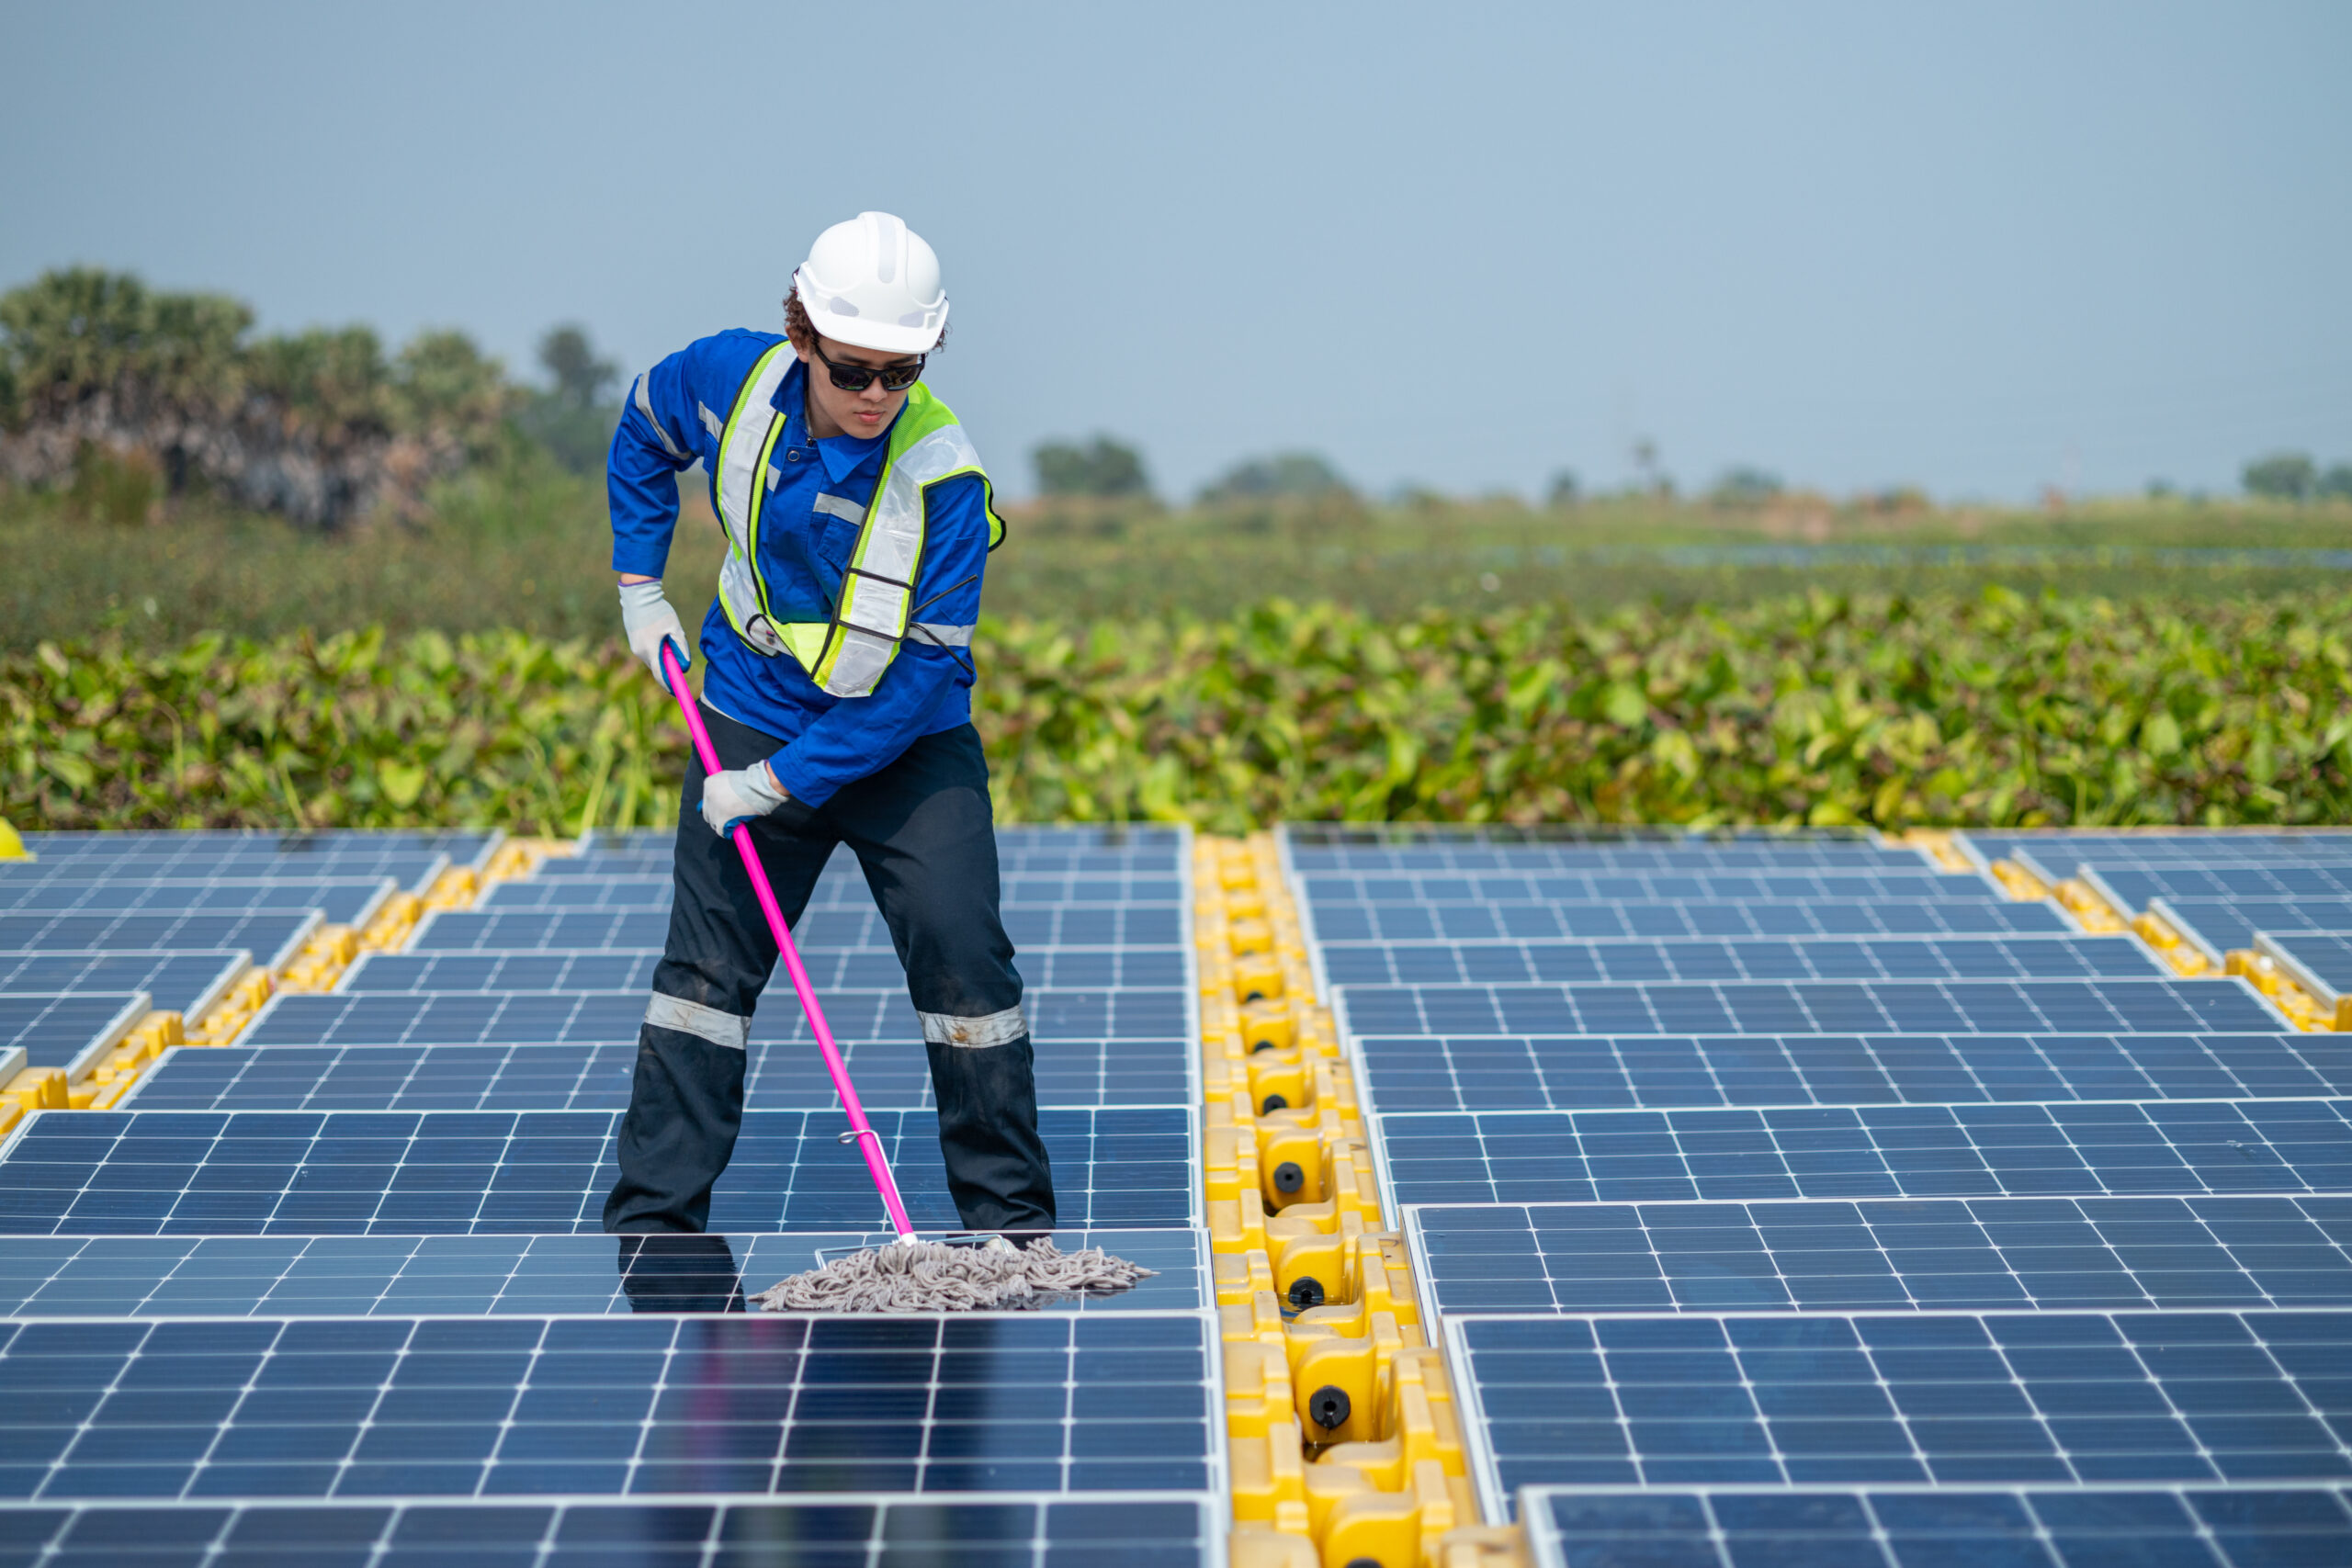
10 590 2350 834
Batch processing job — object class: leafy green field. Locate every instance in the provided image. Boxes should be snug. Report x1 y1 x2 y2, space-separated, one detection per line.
9 590 2348 835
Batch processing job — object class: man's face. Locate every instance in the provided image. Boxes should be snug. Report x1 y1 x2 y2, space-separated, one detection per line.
797 333 919 437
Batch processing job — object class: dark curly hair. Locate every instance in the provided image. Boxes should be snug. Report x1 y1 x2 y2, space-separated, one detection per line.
784 287 947 355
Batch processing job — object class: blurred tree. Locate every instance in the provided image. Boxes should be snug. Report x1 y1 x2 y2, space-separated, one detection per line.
1033 434 1152 499
1198 450 1351 503
1710 466 1783 506
2318 464 2352 502
1545 469 1581 508
539 325 617 411
514 322 622 475
2244 452 2316 502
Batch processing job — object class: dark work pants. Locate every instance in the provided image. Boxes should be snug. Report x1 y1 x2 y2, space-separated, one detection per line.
601 706 1054 1235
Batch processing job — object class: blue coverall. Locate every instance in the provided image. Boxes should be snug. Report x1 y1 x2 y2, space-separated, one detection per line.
599 332 1051 1238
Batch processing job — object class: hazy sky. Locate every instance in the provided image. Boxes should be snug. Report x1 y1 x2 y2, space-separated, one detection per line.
6 2 2347 502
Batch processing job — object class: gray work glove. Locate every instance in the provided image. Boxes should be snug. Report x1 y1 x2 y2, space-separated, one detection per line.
618 579 691 684
701 760 789 837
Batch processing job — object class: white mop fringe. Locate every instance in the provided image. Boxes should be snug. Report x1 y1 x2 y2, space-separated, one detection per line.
751 1239 1155 1313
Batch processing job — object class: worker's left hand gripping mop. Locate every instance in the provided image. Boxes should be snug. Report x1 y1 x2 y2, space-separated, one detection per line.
661 643 1151 1311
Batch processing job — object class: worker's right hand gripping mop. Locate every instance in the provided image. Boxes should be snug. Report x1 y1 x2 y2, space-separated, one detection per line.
659 644 1150 1312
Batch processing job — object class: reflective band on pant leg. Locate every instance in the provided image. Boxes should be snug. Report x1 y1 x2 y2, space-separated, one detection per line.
646 993 751 1051
920 1003 1029 1048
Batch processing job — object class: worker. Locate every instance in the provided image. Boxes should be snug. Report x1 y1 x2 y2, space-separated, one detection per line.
600 211 1052 1241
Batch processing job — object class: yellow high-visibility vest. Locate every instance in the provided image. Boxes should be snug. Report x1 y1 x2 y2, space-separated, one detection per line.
711 341 1003 696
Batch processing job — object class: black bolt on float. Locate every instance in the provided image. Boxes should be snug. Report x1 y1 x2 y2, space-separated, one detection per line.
1308 1384 1351 1430
1260 1093 1288 1114
1272 1160 1306 1194
1249 1039 1278 1054
1287 1276 1324 1310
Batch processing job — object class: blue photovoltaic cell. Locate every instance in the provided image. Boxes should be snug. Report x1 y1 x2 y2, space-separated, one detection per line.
0 1314 1214 1501
0 953 243 1017
1337 977 2281 1037
0 1228 1208 1316
127 1036 1192 1113
1524 1485 2352 1568
1377 1100 2352 1206
1353 1032 2352 1111
0 875 392 926
1453 1310 2352 1491
1408 1196 2352 1314
238 987 1189 1048
0 1108 1193 1235
0 1495 1218 1566
0 992 147 1071
1319 935 2160 988
0 909 311 967
1306 898 2064 943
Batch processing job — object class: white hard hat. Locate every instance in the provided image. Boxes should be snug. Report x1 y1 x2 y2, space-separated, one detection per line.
791 211 949 355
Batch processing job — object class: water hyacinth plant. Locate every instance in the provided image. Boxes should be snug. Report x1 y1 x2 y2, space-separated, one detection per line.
6 590 2351 836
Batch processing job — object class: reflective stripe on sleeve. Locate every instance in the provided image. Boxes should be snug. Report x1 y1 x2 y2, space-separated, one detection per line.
645 993 751 1051
919 1003 1029 1048
912 623 974 649
634 373 689 461
698 402 724 439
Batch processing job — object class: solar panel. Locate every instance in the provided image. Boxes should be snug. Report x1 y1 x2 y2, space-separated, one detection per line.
1306 898 2064 943
0 909 315 969
1962 829 2352 865
0 992 149 1076
0 1313 1216 1500
1449 1309 2352 1495
1319 936 2161 988
0 1108 1194 1235
2086 863 2352 912
17 828 489 887
1337 977 2281 1037
0 1228 1207 1316
128 1036 1191 1113
1521 1485 2352 1568
0 875 394 927
1377 1100 2352 1205
2260 932 2352 1016
2140 897 2352 961
1303 872 1997 911
1407 1196 2352 1314
337 946 1184 994
1287 826 1930 874
0 952 245 1018
235 987 1190 1049
0 1495 1221 1564
1353 1032 2352 1111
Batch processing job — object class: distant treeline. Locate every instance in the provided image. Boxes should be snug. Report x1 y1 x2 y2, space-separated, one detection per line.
0 269 617 528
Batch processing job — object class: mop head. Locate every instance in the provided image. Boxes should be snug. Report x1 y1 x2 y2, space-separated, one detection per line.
751 1238 1155 1313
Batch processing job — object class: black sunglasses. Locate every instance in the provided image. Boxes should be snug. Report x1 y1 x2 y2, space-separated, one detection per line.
810 340 926 393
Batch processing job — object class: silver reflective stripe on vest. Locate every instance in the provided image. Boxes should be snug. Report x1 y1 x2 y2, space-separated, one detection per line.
646 992 751 1051
823 423 980 697
919 1003 1028 1048
713 345 798 659
634 372 688 461
912 623 974 649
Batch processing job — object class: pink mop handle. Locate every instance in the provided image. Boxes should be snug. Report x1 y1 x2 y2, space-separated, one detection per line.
660 641 916 1241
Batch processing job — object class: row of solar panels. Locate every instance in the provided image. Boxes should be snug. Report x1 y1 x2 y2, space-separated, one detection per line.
1290 827 2352 1562
0 826 1231 1551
